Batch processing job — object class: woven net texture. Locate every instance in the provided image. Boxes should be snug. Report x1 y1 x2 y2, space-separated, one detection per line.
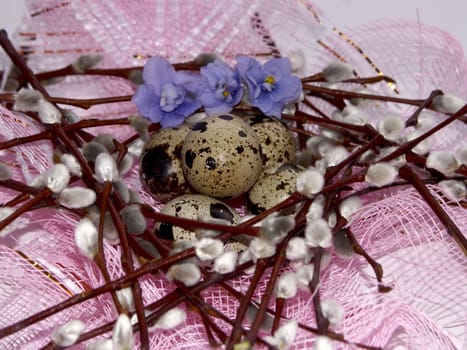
0 1 466 349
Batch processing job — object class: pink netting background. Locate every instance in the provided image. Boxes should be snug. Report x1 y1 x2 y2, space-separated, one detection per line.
0 1 466 349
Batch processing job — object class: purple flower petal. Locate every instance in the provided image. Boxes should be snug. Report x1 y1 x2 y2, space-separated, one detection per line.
269 76 301 102
237 56 302 118
198 59 242 115
264 58 292 78
160 112 188 128
174 71 203 95
132 84 162 123
133 56 203 127
142 56 175 94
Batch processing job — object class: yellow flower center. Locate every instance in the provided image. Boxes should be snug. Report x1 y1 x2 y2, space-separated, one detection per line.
223 89 230 97
264 75 275 85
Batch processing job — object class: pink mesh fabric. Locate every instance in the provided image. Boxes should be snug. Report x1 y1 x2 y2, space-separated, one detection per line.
0 1 466 349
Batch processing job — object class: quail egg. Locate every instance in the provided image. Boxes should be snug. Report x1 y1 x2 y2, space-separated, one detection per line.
139 124 191 202
243 114 296 169
155 194 240 241
247 164 300 214
181 114 263 198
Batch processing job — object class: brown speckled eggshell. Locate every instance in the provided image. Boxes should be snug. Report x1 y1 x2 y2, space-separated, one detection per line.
243 114 296 169
139 124 191 202
155 194 240 241
181 114 263 198
247 164 299 214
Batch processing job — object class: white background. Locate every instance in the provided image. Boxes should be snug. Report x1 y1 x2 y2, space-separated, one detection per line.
0 0 466 53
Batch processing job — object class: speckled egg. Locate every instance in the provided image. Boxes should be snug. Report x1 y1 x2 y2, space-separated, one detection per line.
181 114 263 198
155 194 240 241
139 124 191 202
243 114 296 169
247 164 300 214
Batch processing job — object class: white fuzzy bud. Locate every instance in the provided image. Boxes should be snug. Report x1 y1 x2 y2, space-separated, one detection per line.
327 211 337 228
45 164 70 193
305 218 332 248
342 105 369 126
116 287 135 312
0 207 19 237
407 130 432 155
322 62 353 83
295 264 315 290
306 195 325 222
365 163 397 187
72 54 103 73
286 237 309 261
377 147 406 168
167 263 201 286
323 145 349 167
61 153 82 177
52 319 85 347
297 168 324 198
86 339 113 350
321 300 345 327
306 136 331 157
114 180 130 203
313 335 334 350
94 134 116 153
129 114 150 142
249 237 276 261
58 187 96 209
438 180 466 201
264 320 298 350
288 49 306 76
214 250 238 274
112 314 133 350
316 138 335 157
456 145 467 165
275 272 298 299
86 339 114 350
260 214 294 244
339 196 362 220
334 230 354 259
83 142 108 162
94 152 119 182
415 112 435 130
378 116 405 141
14 89 42 111
195 215 230 239
426 151 459 176
62 109 80 124
154 307 187 330
0 162 12 181
115 153 134 176
120 204 147 235
432 94 465 114
127 138 145 157
195 237 224 261
37 100 62 124
320 128 344 143
74 218 98 259
349 87 374 106
238 249 255 275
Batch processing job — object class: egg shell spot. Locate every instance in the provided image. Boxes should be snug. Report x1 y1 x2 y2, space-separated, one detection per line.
155 194 240 242
182 114 263 198
140 124 192 202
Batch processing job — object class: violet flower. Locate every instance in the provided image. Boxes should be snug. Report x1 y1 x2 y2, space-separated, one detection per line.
237 56 302 118
197 60 243 115
132 56 201 128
